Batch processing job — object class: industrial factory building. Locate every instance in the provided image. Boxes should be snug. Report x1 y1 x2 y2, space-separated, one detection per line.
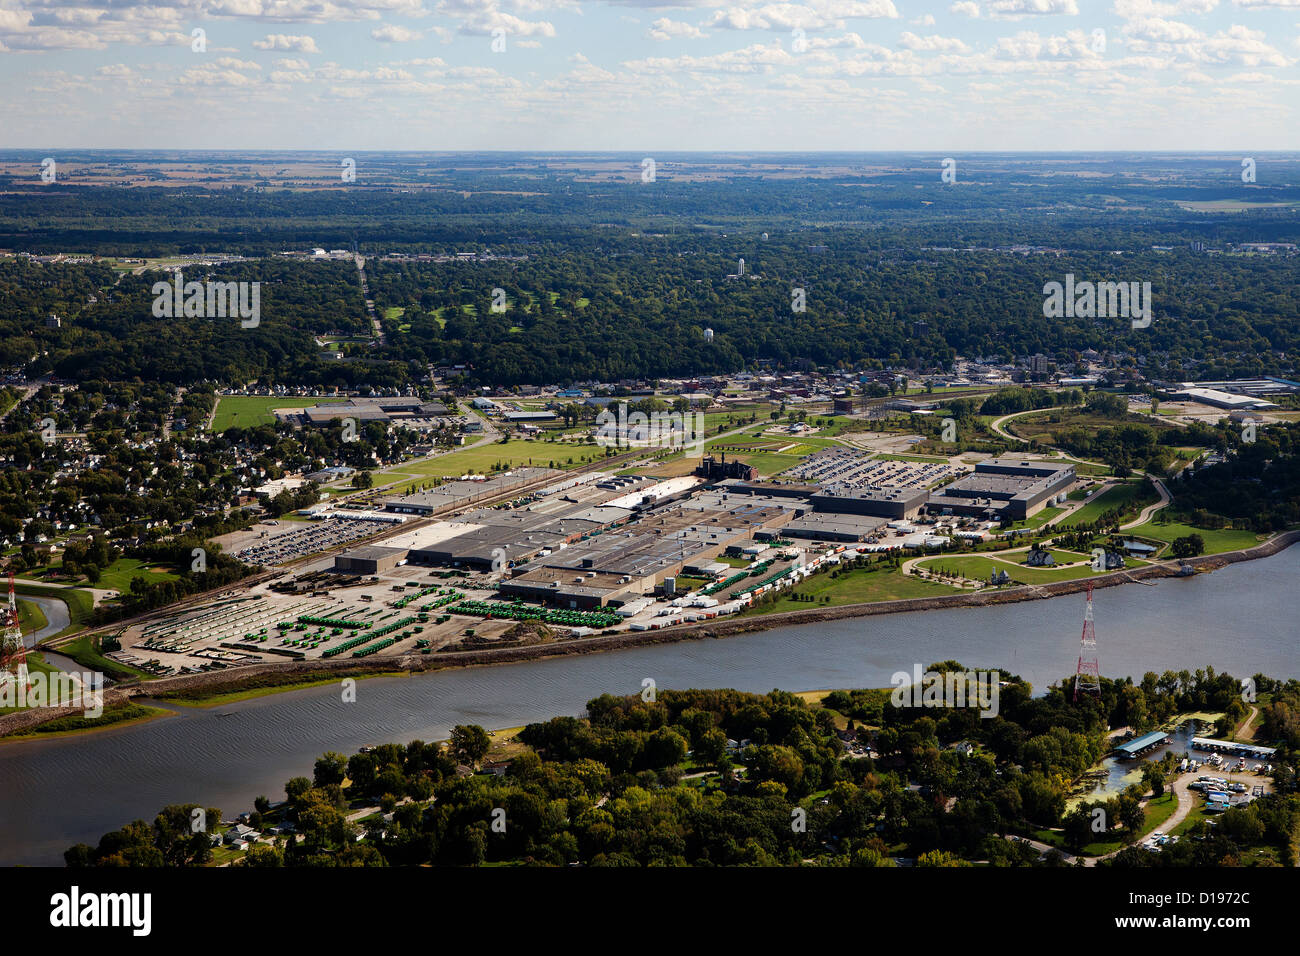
809 486 930 520
498 501 794 608
381 468 560 517
333 545 407 574
926 458 1075 520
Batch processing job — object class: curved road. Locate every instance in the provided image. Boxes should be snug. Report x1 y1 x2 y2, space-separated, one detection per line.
1120 475 1171 530
988 408 1040 444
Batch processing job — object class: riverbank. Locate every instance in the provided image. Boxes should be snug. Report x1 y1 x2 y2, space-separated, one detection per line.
5 529 1295 739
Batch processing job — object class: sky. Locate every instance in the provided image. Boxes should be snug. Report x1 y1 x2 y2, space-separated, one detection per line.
0 0 1298 150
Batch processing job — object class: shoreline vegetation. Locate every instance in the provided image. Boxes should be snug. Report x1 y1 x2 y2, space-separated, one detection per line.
61 674 1299 869
3 529 1296 741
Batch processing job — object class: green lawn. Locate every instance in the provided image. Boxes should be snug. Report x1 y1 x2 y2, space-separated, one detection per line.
1005 506 1066 531
1128 520 1264 555
212 395 347 432
94 558 180 592
1140 791 1179 837
744 566 957 615
17 598 47 635
374 440 601 494
1058 482 1156 528
21 557 178 593
917 553 1145 585
1170 804 1208 837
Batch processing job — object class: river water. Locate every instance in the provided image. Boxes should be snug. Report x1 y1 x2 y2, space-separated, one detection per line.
2 547 1297 866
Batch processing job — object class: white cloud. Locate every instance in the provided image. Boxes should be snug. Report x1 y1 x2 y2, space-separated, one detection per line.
1122 16 1203 41
951 2 981 17
205 0 427 23
252 34 321 53
708 1 898 32
1115 0 1219 16
648 17 707 40
987 0 1080 19
372 24 423 42
624 42 796 74
899 31 970 51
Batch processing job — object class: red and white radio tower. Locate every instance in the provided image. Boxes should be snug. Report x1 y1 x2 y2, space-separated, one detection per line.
1 572 30 691
1073 584 1101 702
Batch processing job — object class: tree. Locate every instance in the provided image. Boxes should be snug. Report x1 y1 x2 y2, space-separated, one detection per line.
449 724 491 767
1171 534 1204 559
313 752 348 787
285 776 313 802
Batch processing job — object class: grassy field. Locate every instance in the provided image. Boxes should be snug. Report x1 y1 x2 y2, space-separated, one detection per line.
17 598 47 635
1058 482 1156 528
1008 409 1178 446
1170 804 1208 836
95 558 179 592
212 395 347 431
20 557 178 593
700 433 833 477
1128 520 1265 555
744 565 958 615
375 439 604 494
917 553 1146 585
1005 506 1066 531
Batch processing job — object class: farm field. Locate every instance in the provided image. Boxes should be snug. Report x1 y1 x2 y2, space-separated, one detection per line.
212 395 347 431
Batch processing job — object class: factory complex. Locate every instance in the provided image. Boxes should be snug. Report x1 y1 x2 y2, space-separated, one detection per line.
108 448 1077 675
327 450 1077 609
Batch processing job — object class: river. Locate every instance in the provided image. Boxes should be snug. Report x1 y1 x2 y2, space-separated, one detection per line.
1 546 1297 866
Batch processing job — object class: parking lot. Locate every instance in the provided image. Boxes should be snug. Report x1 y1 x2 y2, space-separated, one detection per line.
229 516 393 566
780 447 955 491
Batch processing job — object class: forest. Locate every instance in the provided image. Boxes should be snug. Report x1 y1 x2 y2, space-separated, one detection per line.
2 154 1299 387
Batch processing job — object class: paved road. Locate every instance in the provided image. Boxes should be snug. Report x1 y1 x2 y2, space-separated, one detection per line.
988 408 1041 444
1160 777 1198 837
1238 705 1259 740
355 255 386 346
1120 474 1171 530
